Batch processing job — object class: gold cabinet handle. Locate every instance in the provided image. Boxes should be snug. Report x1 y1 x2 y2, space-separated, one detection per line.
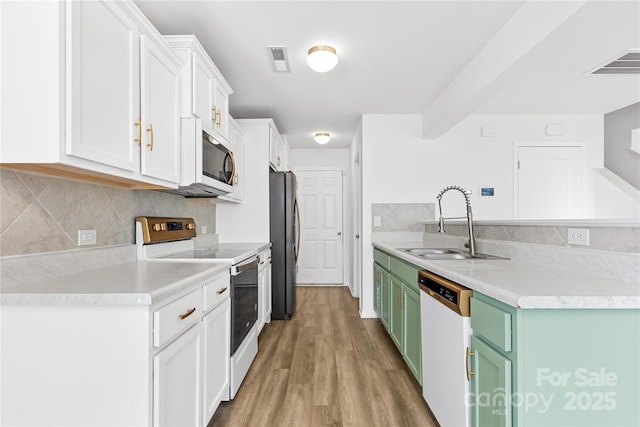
466 346 475 381
146 124 154 151
216 287 228 295
134 118 142 146
179 307 196 320
212 106 217 122
216 110 221 127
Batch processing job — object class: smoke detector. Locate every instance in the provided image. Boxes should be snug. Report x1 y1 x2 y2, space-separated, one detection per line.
589 49 640 75
267 46 290 72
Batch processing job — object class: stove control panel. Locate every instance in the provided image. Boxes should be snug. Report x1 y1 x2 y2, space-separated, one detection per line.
136 216 197 243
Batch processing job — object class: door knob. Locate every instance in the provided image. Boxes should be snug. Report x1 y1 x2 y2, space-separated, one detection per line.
337 232 342 236
355 234 360 238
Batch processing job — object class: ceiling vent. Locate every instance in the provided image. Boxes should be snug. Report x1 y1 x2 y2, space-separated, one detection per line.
590 49 640 75
267 46 290 72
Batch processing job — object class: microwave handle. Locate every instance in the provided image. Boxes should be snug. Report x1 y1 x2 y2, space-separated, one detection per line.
223 151 236 185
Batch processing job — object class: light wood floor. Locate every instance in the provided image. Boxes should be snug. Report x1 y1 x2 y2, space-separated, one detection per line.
209 286 438 427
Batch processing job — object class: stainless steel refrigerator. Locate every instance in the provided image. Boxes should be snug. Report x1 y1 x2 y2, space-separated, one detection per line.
269 170 299 320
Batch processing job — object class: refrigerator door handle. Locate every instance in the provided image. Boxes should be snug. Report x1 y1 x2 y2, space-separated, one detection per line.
294 198 301 263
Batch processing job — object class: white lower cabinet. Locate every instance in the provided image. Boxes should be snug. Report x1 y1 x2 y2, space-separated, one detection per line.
154 323 203 427
0 270 231 427
257 249 272 332
202 284 231 424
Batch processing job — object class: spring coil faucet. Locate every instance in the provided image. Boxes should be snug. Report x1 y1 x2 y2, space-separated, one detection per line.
436 185 476 256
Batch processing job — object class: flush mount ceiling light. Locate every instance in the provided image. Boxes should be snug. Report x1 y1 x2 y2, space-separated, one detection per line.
314 132 331 144
307 45 338 72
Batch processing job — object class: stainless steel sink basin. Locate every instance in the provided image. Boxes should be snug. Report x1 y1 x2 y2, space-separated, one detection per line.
399 248 462 255
399 248 508 260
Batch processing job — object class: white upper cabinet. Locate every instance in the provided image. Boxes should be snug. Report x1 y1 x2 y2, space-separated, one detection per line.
1 0 182 188
67 0 141 172
268 122 289 171
140 34 181 183
164 35 233 142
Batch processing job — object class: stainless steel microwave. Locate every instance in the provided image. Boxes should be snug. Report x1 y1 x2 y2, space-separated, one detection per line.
202 130 235 186
165 117 235 197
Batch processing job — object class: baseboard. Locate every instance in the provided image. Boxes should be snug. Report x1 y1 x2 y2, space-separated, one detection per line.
359 309 378 319
296 283 345 287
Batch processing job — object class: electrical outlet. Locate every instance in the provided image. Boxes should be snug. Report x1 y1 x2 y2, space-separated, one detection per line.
78 229 97 246
373 216 382 227
201 225 208 234
567 228 589 246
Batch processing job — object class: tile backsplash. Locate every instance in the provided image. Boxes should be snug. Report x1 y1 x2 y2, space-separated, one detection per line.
425 223 640 253
372 203 435 232
0 168 216 257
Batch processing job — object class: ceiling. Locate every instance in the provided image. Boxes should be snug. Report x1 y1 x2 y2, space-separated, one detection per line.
135 1 640 149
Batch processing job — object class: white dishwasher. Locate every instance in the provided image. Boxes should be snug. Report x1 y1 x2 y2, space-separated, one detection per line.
419 269 473 427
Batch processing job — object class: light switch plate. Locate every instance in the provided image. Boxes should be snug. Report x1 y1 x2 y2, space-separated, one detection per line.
567 228 589 246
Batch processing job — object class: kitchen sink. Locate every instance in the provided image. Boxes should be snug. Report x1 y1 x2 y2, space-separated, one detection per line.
399 248 461 255
399 248 508 260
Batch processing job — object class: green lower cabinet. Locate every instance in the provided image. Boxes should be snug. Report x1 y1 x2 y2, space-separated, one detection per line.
380 269 390 329
373 264 382 316
389 276 403 350
403 285 422 385
373 250 422 385
471 335 513 427
471 292 640 427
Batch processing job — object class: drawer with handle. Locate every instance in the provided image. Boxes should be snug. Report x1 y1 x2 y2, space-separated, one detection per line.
153 289 203 348
203 273 230 312
471 296 513 352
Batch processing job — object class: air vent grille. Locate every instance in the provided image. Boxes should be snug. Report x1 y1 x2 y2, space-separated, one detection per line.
591 50 640 75
267 46 290 72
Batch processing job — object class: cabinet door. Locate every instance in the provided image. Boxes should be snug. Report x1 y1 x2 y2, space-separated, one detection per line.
373 264 382 316
193 55 216 134
153 323 203 427
67 0 140 171
203 299 230 424
257 264 267 331
380 269 390 329
470 335 512 427
389 276 403 350
265 263 272 322
269 124 282 170
403 285 422 384
140 34 181 183
212 79 229 139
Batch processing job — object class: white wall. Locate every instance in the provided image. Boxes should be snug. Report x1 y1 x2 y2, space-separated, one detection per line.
216 120 271 242
593 169 640 218
432 114 603 219
288 148 352 292
359 113 605 317
604 103 640 190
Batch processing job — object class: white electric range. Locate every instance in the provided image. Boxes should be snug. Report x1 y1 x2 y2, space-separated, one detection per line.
135 216 259 400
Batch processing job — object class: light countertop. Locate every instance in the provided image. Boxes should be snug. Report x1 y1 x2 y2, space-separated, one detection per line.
1 242 271 307
0 261 231 307
373 242 640 309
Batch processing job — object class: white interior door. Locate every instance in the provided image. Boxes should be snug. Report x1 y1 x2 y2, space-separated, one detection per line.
296 170 344 284
515 145 583 219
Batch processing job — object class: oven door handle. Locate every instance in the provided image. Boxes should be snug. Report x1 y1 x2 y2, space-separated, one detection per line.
231 256 259 276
